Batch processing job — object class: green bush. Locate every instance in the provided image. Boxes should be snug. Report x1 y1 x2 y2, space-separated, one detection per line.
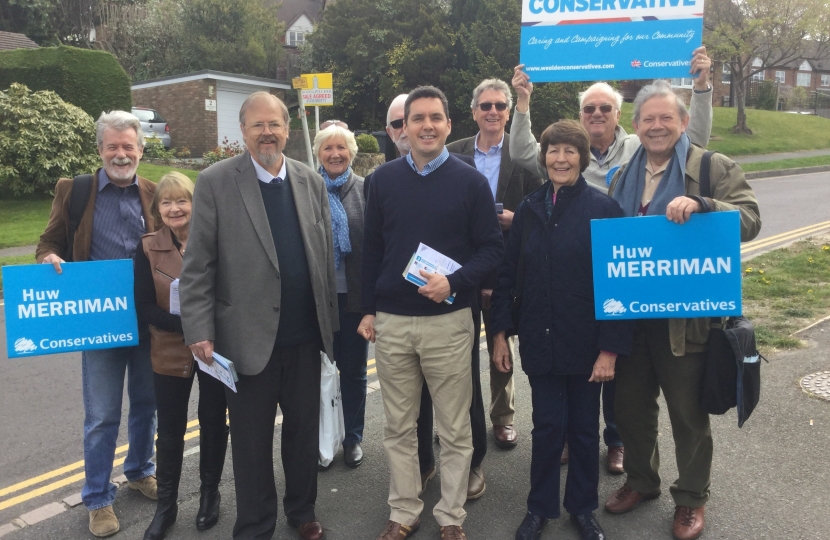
143 136 175 161
0 46 131 119
356 133 379 154
0 83 100 197
756 80 777 111
203 137 244 166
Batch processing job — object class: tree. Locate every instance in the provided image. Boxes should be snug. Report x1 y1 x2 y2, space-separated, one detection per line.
705 0 830 133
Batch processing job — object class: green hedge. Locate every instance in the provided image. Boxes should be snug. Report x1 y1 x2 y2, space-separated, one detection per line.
0 45 131 119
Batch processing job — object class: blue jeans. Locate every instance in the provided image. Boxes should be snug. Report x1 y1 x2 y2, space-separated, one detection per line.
81 341 157 510
333 294 368 446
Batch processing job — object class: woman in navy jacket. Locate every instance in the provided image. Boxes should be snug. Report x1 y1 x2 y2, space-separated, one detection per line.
490 120 633 540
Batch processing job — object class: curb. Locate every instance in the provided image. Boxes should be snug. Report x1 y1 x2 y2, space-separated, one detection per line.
745 164 830 180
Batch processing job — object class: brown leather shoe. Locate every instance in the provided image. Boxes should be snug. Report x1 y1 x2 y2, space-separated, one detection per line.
493 425 519 448
439 524 467 540
298 520 325 540
376 518 420 540
607 446 624 475
604 484 661 514
88 506 119 537
560 441 569 465
466 466 485 500
419 465 437 496
673 506 705 540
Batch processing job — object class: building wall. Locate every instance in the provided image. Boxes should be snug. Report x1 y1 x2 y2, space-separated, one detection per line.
132 79 217 156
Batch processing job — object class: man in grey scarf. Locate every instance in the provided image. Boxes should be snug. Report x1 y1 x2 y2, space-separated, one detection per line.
602 80 761 540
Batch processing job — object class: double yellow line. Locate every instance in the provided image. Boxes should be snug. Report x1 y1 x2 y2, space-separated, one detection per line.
0 419 204 512
741 220 830 255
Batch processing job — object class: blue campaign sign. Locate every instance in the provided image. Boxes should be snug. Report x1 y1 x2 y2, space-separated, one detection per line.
591 212 741 320
520 0 704 82
3 260 139 358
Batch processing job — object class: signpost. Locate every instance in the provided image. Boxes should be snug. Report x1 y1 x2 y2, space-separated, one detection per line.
3 260 140 358
519 0 704 82
294 73 334 170
591 212 742 320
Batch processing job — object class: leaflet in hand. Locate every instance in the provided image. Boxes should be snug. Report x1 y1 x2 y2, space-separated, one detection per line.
194 351 239 393
402 243 459 305
169 279 180 315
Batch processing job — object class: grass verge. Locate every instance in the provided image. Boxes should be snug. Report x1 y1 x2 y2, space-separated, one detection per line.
742 237 830 350
619 103 830 157
0 254 37 295
0 164 197 250
741 155 830 173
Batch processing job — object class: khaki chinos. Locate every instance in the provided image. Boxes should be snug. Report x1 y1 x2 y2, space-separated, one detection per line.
614 319 712 508
482 307 516 425
374 309 475 527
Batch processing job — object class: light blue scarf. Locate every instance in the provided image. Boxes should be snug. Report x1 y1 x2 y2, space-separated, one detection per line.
613 132 690 217
320 166 352 270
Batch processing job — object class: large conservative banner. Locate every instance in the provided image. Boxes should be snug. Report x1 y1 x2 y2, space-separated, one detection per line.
520 0 704 82
3 260 139 358
591 212 742 320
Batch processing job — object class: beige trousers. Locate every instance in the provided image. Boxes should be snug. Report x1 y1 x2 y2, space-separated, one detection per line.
374 309 475 527
482 305 516 425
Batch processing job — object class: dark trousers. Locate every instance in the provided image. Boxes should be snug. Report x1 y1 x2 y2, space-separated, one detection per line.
225 341 321 539
417 308 487 471
527 373 601 519
333 294 369 445
153 368 228 443
601 380 623 447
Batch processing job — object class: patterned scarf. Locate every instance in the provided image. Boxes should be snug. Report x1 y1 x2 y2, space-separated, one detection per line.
612 132 690 217
320 166 352 270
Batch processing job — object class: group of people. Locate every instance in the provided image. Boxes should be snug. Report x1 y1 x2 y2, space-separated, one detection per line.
35 44 762 540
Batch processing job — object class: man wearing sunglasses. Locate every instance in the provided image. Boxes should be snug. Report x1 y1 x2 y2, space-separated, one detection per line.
446 79 543 483
510 46 713 191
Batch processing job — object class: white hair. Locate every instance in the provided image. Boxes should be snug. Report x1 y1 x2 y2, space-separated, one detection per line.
578 82 624 110
313 125 358 163
632 80 688 124
386 94 409 126
470 78 513 111
96 110 144 149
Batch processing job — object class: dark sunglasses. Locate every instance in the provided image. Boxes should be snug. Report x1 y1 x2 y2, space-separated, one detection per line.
478 102 508 112
389 118 404 129
582 104 614 115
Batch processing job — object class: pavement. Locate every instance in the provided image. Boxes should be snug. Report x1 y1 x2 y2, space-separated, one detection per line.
2 317 829 539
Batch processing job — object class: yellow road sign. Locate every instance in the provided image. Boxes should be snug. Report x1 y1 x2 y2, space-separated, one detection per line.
300 73 333 106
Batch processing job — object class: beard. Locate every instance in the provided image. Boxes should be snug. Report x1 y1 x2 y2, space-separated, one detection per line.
393 135 411 155
104 157 138 183
254 135 281 166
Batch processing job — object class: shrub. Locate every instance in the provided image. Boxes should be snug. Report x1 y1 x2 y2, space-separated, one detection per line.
755 80 777 111
143 137 175 160
0 46 131 119
0 83 100 197
175 146 191 158
356 133 379 154
203 137 244 166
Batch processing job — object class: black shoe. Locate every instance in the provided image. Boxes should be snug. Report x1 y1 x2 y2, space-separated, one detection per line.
318 459 331 471
196 425 228 531
343 443 363 468
143 438 184 540
515 513 547 540
570 513 606 540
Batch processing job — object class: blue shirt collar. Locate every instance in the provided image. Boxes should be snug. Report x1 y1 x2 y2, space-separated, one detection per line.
251 154 287 183
473 132 504 155
97 168 138 191
405 147 450 176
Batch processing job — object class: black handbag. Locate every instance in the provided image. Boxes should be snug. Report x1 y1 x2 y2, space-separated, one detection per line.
699 316 765 427
696 151 765 427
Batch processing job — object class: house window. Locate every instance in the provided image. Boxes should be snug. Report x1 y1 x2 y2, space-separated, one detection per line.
751 70 764 81
797 72 811 87
822 75 830 87
721 64 731 84
775 71 786 83
287 30 306 47
670 78 693 89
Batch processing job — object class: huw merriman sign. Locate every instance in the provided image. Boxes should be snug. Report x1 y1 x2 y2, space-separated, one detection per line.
3 260 139 358
520 0 704 82
591 212 742 320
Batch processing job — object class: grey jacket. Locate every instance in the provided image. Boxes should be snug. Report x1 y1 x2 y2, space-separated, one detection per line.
180 152 338 375
339 172 365 313
510 88 714 190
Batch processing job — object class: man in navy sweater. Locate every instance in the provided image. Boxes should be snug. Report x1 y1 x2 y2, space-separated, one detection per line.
359 86 504 540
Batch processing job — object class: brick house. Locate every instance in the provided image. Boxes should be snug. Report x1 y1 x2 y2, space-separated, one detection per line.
131 71 289 156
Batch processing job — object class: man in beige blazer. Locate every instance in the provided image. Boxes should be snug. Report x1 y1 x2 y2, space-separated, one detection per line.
180 92 337 540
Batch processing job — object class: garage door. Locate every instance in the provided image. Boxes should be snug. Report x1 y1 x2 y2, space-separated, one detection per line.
216 81 270 149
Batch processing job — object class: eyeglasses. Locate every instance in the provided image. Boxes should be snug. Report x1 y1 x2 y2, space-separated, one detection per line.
582 104 614 115
320 120 348 130
247 122 286 133
478 102 508 112
388 118 404 129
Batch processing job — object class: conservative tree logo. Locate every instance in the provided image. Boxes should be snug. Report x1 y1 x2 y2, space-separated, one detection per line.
603 299 627 316
14 337 37 354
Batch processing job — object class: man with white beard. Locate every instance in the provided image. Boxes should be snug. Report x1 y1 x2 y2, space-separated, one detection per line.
37 110 159 538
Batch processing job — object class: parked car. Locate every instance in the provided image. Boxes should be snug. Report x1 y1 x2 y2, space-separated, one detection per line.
131 107 172 149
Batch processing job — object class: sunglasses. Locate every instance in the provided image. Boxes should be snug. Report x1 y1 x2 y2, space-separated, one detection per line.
582 104 614 115
388 118 404 129
320 120 348 130
478 102 508 112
